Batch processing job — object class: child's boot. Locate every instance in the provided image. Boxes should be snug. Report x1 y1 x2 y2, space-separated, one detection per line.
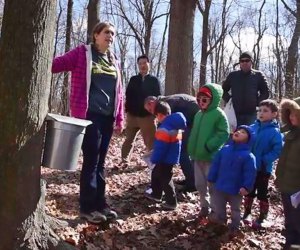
242 197 253 224
252 200 269 229
256 200 269 224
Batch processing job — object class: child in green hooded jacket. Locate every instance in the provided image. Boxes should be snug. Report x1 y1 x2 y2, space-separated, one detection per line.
276 97 300 249
188 83 230 218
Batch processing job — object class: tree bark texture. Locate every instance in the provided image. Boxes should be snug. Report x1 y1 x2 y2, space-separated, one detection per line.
284 0 300 98
61 0 73 115
165 0 197 95
87 0 100 44
199 0 211 87
0 0 57 249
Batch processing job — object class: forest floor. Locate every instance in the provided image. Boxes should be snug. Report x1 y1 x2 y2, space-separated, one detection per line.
42 134 286 250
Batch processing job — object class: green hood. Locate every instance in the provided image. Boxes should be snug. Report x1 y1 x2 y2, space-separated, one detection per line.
198 83 223 111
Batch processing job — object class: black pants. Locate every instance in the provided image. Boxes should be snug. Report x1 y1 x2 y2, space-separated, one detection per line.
179 127 195 189
151 163 177 205
281 193 300 247
247 171 271 201
236 113 257 126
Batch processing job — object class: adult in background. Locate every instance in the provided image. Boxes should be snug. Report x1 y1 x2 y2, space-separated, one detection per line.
121 55 161 162
144 94 199 192
222 51 269 126
52 22 124 223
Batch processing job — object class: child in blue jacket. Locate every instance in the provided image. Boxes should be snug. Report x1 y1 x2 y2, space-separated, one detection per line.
208 125 256 233
244 99 283 226
146 101 187 210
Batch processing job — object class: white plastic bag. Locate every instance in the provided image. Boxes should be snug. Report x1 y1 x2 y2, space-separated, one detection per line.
141 150 155 170
224 98 237 132
291 190 300 208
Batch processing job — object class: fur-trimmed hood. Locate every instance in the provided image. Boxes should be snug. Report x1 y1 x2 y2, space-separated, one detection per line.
280 97 300 129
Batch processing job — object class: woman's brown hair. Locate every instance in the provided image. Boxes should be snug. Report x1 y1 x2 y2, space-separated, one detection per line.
92 22 116 65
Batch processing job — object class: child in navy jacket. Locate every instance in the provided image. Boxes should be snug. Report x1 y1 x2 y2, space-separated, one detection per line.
244 99 283 226
146 101 187 210
208 125 256 233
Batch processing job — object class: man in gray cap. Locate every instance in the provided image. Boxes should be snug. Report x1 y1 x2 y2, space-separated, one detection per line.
222 51 269 126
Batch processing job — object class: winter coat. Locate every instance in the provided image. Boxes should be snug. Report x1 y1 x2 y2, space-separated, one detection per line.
222 69 269 115
151 112 187 165
52 44 124 128
187 83 230 162
276 97 300 193
251 120 283 173
158 94 199 128
208 125 257 195
125 74 161 117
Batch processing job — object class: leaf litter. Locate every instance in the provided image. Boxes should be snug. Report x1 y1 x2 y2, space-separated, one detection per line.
42 134 286 249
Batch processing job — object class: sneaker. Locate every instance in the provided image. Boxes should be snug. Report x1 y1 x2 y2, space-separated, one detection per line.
161 202 177 210
101 207 118 220
145 193 162 202
199 207 209 217
80 211 107 223
145 186 153 195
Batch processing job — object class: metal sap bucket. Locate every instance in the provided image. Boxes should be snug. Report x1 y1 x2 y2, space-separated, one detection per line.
42 113 92 171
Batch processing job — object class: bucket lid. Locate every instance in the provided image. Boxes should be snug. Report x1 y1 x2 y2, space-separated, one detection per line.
46 113 92 127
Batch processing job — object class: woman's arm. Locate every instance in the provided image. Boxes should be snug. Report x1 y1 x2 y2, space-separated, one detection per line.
52 46 81 73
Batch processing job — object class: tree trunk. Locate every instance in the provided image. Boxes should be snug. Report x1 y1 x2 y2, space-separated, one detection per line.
0 1 69 249
156 12 169 79
61 0 73 115
87 0 100 44
199 0 211 87
165 0 197 95
275 0 283 99
49 0 63 113
284 0 300 98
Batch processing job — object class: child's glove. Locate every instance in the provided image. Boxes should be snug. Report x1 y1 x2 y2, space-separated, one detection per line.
239 187 248 196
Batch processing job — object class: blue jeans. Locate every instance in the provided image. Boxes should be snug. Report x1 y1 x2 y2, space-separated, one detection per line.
180 127 195 188
80 112 114 213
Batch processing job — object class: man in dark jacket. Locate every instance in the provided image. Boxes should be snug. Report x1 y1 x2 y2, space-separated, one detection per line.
122 55 161 162
144 94 199 192
222 51 269 126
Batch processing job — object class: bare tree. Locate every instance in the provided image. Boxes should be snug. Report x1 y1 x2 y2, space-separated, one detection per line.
198 0 212 86
87 0 100 43
282 0 300 97
274 0 284 99
107 0 168 56
202 0 232 84
49 0 63 113
0 0 73 249
252 0 267 69
156 11 169 80
165 0 197 94
61 0 74 115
